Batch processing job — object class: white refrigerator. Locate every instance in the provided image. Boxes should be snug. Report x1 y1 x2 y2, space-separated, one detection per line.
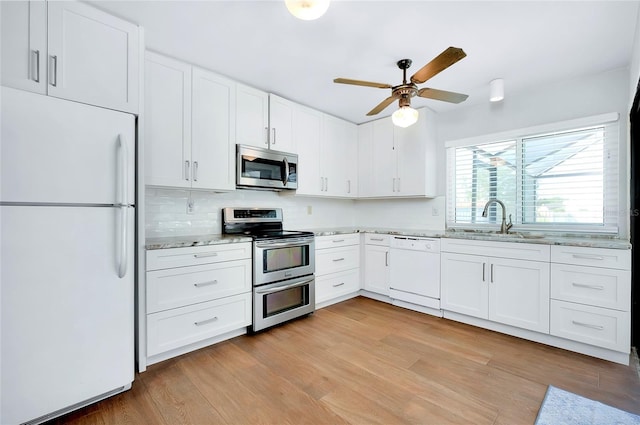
0 87 135 424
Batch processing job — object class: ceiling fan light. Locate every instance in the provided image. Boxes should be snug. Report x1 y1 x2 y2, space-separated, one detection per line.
285 0 330 20
490 78 504 102
392 106 419 128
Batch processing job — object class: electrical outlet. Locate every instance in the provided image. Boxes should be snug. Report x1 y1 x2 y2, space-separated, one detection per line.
432 207 440 216
307 205 313 215
187 198 195 214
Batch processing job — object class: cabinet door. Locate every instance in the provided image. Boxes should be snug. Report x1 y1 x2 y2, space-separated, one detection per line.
47 1 139 113
322 114 356 197
192 67 236 191
394 113 426 196
357 122 374 197
144 53 191 188
1 0 47 94
269 94 295 152
364 245 389 295
293 105 323 195
440 252 488 318
488 258 550 333
372 117 396 196
236 83 269 148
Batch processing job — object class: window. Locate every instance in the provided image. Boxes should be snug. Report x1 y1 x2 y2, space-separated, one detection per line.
446 114 620 233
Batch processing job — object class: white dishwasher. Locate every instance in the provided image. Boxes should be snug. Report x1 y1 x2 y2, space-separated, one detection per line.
389 236 441 310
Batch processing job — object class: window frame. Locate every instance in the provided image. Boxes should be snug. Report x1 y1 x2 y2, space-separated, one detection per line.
445 112 620 235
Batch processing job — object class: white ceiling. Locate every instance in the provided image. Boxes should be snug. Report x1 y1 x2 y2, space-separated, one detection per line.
91 0 640 124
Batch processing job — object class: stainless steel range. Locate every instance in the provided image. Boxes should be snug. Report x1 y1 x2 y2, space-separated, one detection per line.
222 207 315 332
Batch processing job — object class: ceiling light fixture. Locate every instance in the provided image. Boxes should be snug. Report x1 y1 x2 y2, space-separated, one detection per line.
285 0 330 20
490 78 504 102
392 105 419 128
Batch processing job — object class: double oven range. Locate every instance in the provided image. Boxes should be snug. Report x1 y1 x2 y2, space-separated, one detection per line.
222 207 315 332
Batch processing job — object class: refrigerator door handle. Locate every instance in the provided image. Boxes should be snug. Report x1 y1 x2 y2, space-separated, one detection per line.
116 134 129 278
117 206 128 278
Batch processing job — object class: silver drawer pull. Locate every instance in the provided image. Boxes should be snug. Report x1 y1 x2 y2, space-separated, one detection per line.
370 238 384 241
333 282 345 287
333 258 345 262
571 320 604 330
193 252 218 258
572 282 604 290
572 254 604 261
194 317 219 326
194 280 218 288
332 239 345 243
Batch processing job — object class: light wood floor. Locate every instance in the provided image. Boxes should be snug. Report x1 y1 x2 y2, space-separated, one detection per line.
52 297 640 425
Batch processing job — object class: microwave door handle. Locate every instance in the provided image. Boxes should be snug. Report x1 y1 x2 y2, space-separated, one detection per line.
282 157 290 186
256 278 314 295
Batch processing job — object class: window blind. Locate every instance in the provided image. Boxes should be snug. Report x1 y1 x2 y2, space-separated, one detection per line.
446 116 620 233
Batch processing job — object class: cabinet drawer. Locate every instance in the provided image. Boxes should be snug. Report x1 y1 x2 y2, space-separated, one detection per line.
316 245 360 275
147 259 252 313
550 299 630 353
364 233 390 246
315 269 360 305
441 239 550 262
550 246 630 270
147 292 252 356
146 242 252 270
551 264 630 311
315 233 360 250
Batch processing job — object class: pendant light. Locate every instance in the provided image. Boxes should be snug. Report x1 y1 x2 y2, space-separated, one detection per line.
285 0 330 20
490 78 504 102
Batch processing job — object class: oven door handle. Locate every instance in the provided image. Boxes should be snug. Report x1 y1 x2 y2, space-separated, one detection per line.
256 278 314 295
255 239 314 249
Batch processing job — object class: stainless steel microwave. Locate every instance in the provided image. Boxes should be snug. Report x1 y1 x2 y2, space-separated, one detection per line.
236 144 298 190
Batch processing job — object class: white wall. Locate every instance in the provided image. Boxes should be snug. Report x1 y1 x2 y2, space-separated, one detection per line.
436 67 631 238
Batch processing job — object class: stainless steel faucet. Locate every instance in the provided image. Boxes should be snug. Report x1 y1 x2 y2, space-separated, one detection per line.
482 199 513 234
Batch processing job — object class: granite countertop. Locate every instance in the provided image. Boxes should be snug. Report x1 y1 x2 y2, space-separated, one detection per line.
146 228 631 250
305 227 631 249
146 234 252 250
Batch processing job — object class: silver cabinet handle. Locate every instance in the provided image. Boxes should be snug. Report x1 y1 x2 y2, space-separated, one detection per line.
370 237 384 241
184 160 190 181
572 320 604 330
490 263 494 283
320 177 324 191
193 161 198 181
193 252 218 258
31 50 40 82
49 55 57 86
194 280 218 288
572 282 605 290
333 282 345 288
482 263 486 282
347 180 351 194
272 128 276 145
332 239 345 243
397 178 401 192
325 177 329 192
264 127 269 145
332 257 345 262
385 251 389 267
572 254 605 261
392 178 396 192
194 317 219 326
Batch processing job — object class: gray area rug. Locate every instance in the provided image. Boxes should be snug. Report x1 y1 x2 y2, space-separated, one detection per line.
535 385 640 425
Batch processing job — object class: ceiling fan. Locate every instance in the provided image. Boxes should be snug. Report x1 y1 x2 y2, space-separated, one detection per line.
334 47 469 127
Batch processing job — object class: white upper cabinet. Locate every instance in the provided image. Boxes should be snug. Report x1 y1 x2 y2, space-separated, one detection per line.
145 53 191 188
1 1 47 94
145 52 235 191
358 108 437 198
236 83 269 149
235 85 296 152
321 114 358 197
294 105 323 196
1 0 140 114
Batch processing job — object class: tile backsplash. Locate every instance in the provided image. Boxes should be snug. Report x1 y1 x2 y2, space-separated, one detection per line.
145 188 446 238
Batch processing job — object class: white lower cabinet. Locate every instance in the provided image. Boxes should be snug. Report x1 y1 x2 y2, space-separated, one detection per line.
315 234 360 307
441 239 550 334
144 242 252 364
549 245 631 354
363 234 390 295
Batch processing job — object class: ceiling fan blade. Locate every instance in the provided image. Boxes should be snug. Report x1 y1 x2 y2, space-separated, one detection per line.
410 47 467 84
334 78 393 89
417 87 468 104
366 95 397 116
